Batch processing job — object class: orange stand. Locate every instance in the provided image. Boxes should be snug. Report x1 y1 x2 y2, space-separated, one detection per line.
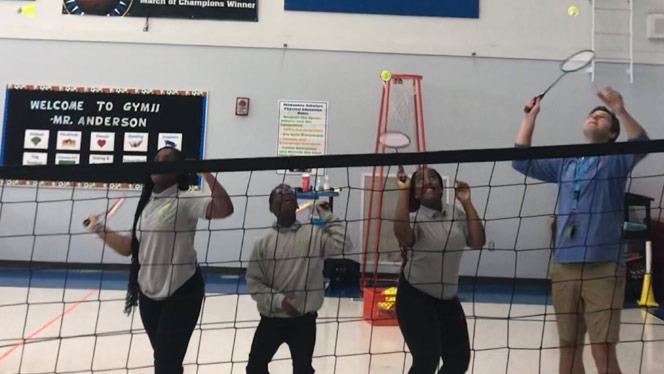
361 74 426 326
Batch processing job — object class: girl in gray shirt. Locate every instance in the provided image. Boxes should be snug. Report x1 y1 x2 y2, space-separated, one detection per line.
393 167 485 374
85 146 234 374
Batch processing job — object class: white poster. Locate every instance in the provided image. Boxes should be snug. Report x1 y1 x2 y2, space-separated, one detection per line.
158 133 183 150
123 155 147 163
55 153 80 165
124 132 149 152
89 154 114 164
56 131 82 151
90 132 115 152
22 152 48 166
277 101 327 157
23 129 49 150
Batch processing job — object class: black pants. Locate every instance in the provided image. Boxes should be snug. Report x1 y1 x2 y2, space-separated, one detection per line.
396 276 470 374
246 313 317 374
139 270 204 374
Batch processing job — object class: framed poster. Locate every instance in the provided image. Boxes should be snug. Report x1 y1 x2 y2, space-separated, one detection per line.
1 85 207 189
277 100 327 175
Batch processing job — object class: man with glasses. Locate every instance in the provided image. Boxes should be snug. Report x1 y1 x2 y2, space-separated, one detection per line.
512 87 649 374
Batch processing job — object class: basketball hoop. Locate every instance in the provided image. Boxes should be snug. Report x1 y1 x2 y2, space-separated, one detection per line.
389 80 416 125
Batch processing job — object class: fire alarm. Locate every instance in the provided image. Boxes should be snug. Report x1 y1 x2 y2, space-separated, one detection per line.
235 97 250 116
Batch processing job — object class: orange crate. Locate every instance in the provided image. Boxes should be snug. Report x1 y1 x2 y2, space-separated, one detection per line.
362 285 399 326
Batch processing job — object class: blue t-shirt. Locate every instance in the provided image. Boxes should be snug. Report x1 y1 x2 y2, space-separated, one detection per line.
512 132 649 264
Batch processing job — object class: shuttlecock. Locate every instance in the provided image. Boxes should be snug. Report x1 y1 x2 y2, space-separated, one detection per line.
568 6 579 17
18 3 36 18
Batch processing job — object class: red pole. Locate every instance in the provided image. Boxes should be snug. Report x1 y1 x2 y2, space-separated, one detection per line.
412 78 421 152
417 77 427 152
362 82 388 280
371 80 392 279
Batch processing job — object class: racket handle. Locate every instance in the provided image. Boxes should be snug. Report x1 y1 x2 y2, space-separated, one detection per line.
296 202 313 214
524 95 544 113
397 165 407 182
83 216 100 229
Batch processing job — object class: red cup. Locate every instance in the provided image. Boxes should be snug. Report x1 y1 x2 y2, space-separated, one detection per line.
302 174 310 192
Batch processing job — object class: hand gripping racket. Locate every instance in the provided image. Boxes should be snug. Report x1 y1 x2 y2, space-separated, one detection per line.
83 196 126 230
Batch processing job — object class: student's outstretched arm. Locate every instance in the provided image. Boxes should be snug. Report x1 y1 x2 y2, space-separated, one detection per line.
455 181 485 250
317 203 353 257
394 174 414 247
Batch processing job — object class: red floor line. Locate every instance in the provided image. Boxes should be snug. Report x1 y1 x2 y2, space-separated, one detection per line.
0 289 97 361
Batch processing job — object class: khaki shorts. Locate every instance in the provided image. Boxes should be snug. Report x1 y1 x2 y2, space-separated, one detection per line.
550 260 625 347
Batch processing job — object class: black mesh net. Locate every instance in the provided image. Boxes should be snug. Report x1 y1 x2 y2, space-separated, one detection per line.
0 140 663 373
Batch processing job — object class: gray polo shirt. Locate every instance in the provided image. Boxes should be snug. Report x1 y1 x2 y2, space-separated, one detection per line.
403 204 469 300
246 211 352 318
137 185 210 300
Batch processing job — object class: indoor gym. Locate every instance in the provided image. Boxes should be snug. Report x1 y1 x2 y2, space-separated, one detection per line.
0 1 663 374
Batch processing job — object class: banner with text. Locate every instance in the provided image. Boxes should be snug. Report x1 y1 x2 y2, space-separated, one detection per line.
62 0 257 21
1 85 207 189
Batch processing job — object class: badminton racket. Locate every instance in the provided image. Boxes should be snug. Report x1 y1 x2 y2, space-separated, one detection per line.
524 49 595 113
296 202 313 214
83 196 127 229
379 131 411 182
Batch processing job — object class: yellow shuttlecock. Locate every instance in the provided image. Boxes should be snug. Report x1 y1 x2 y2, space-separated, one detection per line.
377 301 394 311
381 70 392 82
568 6 579 17
383 287 397 295
19 3 36 18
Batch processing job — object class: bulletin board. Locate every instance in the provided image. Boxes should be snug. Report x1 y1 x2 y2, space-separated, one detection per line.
1 84 207 189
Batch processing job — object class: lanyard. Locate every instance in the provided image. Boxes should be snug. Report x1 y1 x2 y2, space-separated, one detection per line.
571 157 596 211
